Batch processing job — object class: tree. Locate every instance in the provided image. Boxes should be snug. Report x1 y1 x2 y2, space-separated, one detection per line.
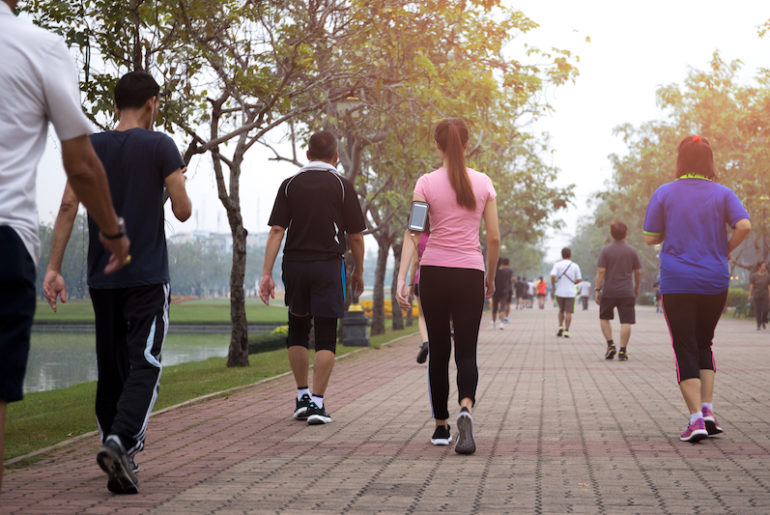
578 51 770 288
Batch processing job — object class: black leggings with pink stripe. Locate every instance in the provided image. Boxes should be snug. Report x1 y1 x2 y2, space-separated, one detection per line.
661 291 727 382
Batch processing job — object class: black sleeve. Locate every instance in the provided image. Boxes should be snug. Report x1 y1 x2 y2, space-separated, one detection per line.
156 134 186 180
341 178 366 234
267 180 291 228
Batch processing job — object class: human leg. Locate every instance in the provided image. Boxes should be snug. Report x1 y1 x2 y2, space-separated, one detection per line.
600 319 613 340
90 288 128 442
419 266 454 426
110 284 168 456
450 268 485 411
310 316 337 397
619 324 631 348
0 227 37 491
662 293 709 442
0 400 5 489
288 312 312 388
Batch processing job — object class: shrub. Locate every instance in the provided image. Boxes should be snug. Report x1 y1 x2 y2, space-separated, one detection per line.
248 325 288 354
358 299 419 318
727 288 748 307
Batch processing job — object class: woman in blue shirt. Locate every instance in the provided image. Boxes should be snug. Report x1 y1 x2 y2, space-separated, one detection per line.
644 135 751 443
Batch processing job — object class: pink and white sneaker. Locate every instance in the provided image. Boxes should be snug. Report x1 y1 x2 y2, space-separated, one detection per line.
680 418 708 443
702 406 723 436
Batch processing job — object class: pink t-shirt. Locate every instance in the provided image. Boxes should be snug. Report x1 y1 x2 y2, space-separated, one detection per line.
414 168 496 272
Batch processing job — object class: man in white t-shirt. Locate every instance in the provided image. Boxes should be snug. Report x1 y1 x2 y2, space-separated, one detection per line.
550 247 582 338
577 279 592 310
0 0 129 490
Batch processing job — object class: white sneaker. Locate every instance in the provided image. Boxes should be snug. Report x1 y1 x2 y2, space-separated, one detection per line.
499 323 504 330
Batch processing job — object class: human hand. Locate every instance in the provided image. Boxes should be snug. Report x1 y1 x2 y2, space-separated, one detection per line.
43 270 67 312
396 278 411 310
485 274 495 299
99 234 131 275
595 291 601 305
259 274 275 306
351 270 364 299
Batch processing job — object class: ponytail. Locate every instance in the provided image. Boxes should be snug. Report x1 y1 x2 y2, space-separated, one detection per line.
434 118 475 210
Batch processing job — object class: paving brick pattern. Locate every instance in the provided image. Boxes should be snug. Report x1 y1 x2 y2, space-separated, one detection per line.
3 305 770 513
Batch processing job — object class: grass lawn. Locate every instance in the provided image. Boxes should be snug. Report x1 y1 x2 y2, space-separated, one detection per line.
34 297 289 324
7 322 417 463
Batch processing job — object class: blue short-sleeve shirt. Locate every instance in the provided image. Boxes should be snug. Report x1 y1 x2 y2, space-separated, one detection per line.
643 177 749 294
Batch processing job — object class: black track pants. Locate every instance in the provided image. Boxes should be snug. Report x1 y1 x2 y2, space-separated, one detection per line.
419 266 485 420
91 283 169 455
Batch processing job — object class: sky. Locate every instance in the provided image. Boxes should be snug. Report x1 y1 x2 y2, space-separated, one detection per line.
34 0 770 263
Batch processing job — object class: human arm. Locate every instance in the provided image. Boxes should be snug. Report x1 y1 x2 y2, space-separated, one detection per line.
258 225 286 305
397 228 420 310
348 232 365 299
409 252 419 298
728 218 751 254
61 135 129 273
594 268 606 304
483 198 501 299
42 182 79 312
634 268 641 297
645 234 663 245
164 167 192 222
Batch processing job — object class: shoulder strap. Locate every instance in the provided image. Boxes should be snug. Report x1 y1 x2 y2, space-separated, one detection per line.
557 262 575 283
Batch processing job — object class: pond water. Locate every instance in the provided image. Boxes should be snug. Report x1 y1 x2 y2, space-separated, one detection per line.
23 332 232 394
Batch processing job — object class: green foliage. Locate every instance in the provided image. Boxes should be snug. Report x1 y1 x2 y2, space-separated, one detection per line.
727 287 749 308
36 215 89 299
575 52 770 288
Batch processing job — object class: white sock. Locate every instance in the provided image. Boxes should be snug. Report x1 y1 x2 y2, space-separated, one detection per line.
311 394 324 408
689 412 704 425
297 387 309 401
701 402 713 412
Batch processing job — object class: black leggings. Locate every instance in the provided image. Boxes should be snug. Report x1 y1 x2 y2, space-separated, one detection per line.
661 291 727 383
419 266 485 420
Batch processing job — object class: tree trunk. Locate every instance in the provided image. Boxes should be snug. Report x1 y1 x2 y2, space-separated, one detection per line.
371 236 390 335
226 222 249 367
390 241 404 330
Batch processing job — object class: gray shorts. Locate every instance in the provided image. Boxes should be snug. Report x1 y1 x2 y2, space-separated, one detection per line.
555 296 575 314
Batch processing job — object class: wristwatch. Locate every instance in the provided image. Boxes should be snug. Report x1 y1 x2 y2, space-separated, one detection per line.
101 217 126 240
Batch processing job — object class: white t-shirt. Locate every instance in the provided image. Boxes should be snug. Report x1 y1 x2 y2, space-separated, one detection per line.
577 281 592 297
550 259 582 298
0 3 93 263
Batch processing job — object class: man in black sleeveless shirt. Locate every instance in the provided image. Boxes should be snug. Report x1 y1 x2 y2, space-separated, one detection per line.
259 131 365 426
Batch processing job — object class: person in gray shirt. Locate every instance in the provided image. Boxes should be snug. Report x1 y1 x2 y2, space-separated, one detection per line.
595 222 641 361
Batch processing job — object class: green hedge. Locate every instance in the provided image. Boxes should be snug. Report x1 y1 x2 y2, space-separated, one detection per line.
248 325 288 354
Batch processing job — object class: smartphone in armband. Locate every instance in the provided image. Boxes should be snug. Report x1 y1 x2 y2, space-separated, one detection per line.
407 201 429 232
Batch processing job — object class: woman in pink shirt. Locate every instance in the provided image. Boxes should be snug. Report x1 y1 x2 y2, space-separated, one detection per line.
397 118 500 455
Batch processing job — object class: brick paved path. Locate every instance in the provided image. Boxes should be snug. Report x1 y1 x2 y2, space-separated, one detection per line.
3 304 770 513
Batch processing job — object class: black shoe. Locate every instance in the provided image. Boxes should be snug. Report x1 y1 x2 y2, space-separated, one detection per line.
306 401 332 425
431 424 451 446
557 327 564 337
455 408 476 455
605 345 616 360
294 393 311 420
618 348 628 361
416 341 429 364
97 435 139 495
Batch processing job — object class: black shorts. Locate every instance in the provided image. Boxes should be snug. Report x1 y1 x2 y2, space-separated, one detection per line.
282 258 345 318
555 296 575 313
599 296 636 324
0 226 36 403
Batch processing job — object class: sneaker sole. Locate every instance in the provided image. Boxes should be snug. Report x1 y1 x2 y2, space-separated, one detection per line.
307 414 332 425
704 419 723 435
455 414 476 455
97 448 139 494
294 408 309 420
680 429 709 443
431 436 452 446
